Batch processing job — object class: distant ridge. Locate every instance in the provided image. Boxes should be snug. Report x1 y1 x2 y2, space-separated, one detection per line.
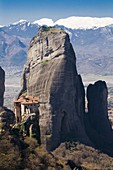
0 25 4 28
11 19 28 25
3 16 113 30
0 16 113 75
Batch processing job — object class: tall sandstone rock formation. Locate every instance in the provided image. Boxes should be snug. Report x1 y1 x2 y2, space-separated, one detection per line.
19 27 91 150
86 81 113 154
0 67 15 132
0 66 5 106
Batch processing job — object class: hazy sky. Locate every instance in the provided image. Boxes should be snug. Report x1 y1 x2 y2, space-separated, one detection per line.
0 0 113 25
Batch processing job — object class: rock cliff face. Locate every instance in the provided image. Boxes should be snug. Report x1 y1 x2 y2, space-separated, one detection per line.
86 81 113 154
19 27 91 150
0 66 5 106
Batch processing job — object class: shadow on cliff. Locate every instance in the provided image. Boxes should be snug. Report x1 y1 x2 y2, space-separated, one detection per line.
84 80 113 156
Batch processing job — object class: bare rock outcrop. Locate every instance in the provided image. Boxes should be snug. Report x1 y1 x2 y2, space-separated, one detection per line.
0 66 5 106
19 26 91 150
0 107 15 132
86 80 113 154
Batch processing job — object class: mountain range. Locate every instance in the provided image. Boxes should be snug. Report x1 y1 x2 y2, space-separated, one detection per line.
0 16 113 75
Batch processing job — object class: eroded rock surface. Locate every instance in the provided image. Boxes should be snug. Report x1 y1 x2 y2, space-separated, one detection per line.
0 66 5 106
0 107 15 132
86 80 113 154
19 27 91 150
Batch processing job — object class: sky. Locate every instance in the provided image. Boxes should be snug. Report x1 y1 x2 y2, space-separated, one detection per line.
0 0 113 25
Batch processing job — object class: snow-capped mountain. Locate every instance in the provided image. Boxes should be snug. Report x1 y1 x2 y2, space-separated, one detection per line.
55 16 113 29
0 25 4 28
32 18 54 26
1 16 113 75
3 16 113 29
3 21 39 38
11 19 28 25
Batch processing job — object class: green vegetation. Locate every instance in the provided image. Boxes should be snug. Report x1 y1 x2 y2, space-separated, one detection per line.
0 133 65 170
53 142 113 170
41 26 53 32
21 90 27 97
42 60 49 65
1 131 113 170
46 134 52 139
0 133 21 170
24 138 65 170
41 26 65 33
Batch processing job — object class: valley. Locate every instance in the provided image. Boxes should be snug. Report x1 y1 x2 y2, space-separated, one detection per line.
4 67 113 110
3 66 22 109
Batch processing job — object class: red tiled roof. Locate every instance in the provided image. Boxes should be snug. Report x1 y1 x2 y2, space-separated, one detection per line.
14 95 39 105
